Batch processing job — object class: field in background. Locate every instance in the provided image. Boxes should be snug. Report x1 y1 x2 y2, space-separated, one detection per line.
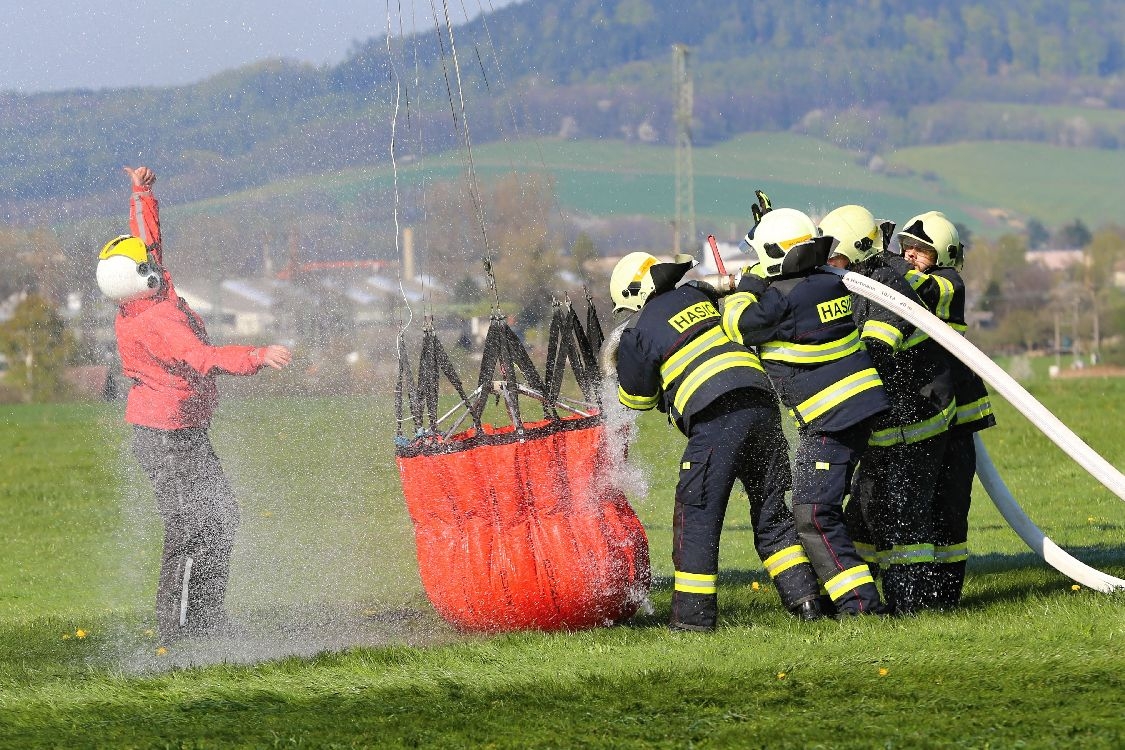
1 372 1123 747
165 131 1125 244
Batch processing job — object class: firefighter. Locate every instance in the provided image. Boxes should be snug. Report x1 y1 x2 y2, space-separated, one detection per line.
97 165 292 646
610 250 824 631
720 197 889 617
818 204 956 615
899 211 996 608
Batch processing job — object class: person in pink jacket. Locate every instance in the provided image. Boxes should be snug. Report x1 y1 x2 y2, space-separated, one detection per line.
97 165 292 646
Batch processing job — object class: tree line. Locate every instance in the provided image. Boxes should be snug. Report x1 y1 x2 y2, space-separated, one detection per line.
4 0 1125 213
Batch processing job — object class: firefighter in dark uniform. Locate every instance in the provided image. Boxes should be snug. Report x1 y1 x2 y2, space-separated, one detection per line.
818 204 956 615
720 200 890 617
899 211 996 608
610 250 824 631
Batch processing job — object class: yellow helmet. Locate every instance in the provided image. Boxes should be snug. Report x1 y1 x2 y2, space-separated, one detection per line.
898 211 964 270
96 235 161 301
819 205 881 266
609 251 694 312
743 207 820 277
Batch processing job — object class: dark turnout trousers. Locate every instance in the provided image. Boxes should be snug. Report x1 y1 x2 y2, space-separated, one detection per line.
132 426 240 643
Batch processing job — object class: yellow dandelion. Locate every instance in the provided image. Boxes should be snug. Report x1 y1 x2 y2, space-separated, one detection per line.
1072 584 1081 591
777 672 787 680
878 668 889 677
75 629 87 639
62 634 71 640
751 582 761 592
156 646 168 656
1087 516 1095 523
144 629 155 638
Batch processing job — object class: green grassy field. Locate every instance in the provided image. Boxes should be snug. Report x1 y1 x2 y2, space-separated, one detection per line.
1 371 1124 748
168 131 1125 243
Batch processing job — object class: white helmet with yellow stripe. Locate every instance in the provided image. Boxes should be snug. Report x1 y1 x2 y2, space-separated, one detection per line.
743 207 819 278
609 251 695 312
818 204 882 267
96 235 162 302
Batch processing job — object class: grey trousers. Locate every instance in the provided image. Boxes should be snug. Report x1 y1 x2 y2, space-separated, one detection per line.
132 426 240 642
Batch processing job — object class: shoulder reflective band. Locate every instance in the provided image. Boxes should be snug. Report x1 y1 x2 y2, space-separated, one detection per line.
672 350 765 415
721 291 759 346
793 367 884 425
758 330 861 364
955 395 994 426
905 268 928 291
930 274 955 320
618 385 659 411
674 570 718 594
762 545 811 578
934 543 969 564
869 401 955 447
825 564 875 601
661 327 728 383
881 543 936 566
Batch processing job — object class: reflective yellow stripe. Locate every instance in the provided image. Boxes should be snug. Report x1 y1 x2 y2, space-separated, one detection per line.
763 545 810 578
825 565 875 601
853 541 879 565
794 367 884 424
673 350 765 415
674 570 718 594
815 461 830 470
935 543 969 563
931 275 955 320
661 327 727 383
903 328 931 349
882 543 935 565
869 401 955 446
861 319 903 349
721 291 758 346
905 269 928 291
955 395 993 426
758 331 862 364
618 385 658 411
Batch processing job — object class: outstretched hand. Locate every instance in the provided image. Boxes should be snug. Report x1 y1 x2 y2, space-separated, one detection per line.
123 165 156 189
256 345 292 370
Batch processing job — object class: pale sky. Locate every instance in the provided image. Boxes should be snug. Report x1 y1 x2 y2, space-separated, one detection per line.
0 0 520 94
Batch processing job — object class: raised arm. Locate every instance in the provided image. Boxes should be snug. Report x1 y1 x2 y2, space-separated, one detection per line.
124 166 162 264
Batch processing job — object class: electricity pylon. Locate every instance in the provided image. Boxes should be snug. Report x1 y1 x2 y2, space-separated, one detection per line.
673 44 696 256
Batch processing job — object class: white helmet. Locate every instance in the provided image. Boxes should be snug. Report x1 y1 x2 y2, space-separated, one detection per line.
96 235 161 302
819 205 881 266
898 211 964 270
743 207 819 277
609 251 693 312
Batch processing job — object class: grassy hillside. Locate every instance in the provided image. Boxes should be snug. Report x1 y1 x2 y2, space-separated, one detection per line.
151 132 1125 254
890 141 1125 229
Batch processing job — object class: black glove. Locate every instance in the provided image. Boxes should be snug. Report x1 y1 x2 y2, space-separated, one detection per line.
880 220 897 253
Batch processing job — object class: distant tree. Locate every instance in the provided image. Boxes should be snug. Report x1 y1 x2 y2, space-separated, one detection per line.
1055 219 1093 249
0 294 76 403
1026 218 1050 249
570 233 598 286
954 222 973 251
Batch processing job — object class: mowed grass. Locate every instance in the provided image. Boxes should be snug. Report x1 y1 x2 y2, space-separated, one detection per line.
1 371 1124 748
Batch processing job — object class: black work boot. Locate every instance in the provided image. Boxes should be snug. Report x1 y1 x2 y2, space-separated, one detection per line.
670 591 717 632
790 599 827 621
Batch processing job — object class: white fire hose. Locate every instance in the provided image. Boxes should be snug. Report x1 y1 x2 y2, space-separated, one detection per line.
835 268 1125 591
